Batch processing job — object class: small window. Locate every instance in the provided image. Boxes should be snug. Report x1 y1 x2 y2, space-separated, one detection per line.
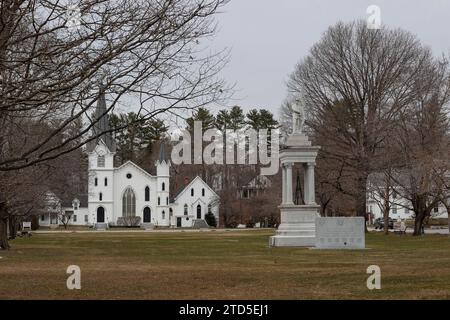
99 192 103 201
166 197 169 205
162 210 166 220
41 215 45 221
191 188 194 197
97 155 105 167
434 206 439 213
392 204 397 214
73 215 77 222
158 197 160 205
94 178 98 186
73 201 79 210
169 208 173 217
162 182 165 191
184 204 188 215
85 215 88 222
145 186 150 201
126 173 132 179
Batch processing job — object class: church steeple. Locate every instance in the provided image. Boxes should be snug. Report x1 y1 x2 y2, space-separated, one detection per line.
158 141 168 163
87 86 116 152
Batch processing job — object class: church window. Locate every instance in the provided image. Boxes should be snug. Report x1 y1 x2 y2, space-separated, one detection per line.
99 192 103 201
126 173 132 179
184 204 188 215
158 197 160 205
97 155 105 167
73 215 77 222
145 186 150 201
162 182 165 191
166 197 169 205
104 178 108 186
162 210 166 220
41 215 45 221
202 188 205 196
122 187 136 217
94 178 98 186
191 188 194 197
84 215 88 223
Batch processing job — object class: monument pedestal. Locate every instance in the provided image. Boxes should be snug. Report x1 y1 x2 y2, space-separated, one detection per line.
270 204 320 247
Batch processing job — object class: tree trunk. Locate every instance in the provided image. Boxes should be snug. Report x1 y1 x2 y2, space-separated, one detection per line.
383 175 391 235
356 174 368 217
413 213 425 236
356 174 368 232
8 215 17 239
0 217 10 250
412 195 426 236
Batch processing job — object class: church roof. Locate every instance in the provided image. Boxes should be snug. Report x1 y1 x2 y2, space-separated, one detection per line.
171 176 219 203
86 87 116 153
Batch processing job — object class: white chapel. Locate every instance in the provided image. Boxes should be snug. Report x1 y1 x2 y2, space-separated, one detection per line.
40 90 220 229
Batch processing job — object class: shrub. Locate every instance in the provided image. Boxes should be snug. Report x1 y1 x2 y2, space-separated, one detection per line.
205 212 217 227
117 216 141 227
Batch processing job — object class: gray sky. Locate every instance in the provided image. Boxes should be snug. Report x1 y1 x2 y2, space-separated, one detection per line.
211 0 450 115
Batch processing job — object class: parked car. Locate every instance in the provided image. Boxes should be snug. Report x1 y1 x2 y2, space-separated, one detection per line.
374 217 394 230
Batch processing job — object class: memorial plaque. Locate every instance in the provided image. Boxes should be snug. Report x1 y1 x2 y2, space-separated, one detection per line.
315 217 365 249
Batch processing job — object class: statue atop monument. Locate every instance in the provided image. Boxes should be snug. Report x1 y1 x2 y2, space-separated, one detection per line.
292 99 305 134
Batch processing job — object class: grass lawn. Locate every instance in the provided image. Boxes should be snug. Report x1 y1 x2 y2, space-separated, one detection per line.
0 230 449 300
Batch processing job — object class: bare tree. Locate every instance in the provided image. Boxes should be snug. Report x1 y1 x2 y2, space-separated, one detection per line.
288 20 442 219
0 0 230 249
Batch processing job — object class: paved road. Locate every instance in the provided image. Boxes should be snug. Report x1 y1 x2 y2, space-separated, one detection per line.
368 227 449 235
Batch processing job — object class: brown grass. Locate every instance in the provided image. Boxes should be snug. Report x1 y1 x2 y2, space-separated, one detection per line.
0 230 449 299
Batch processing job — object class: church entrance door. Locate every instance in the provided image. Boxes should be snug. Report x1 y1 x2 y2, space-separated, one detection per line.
143 207 151 223
97 207 105 223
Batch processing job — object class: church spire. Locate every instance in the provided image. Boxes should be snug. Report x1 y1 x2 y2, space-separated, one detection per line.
87 85 116 152
158 141 167 163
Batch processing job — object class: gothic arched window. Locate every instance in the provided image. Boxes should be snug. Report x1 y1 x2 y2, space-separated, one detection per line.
99 192 103 201
145 186 150 202
162 182 165 191
104 178 108 186
158 197 160 205
191 188 194 197
184 204 188 215
122 187 136 217
202 188 205 196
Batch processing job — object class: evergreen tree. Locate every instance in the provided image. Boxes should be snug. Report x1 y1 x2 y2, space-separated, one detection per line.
110 112 168 164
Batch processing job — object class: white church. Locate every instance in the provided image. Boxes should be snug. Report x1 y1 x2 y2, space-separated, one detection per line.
40 91 220 229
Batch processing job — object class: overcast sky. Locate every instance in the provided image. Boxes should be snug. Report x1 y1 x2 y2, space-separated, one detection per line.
211 0 450 116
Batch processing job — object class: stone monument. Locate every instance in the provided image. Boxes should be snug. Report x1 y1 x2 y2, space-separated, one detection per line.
270 100 321 247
